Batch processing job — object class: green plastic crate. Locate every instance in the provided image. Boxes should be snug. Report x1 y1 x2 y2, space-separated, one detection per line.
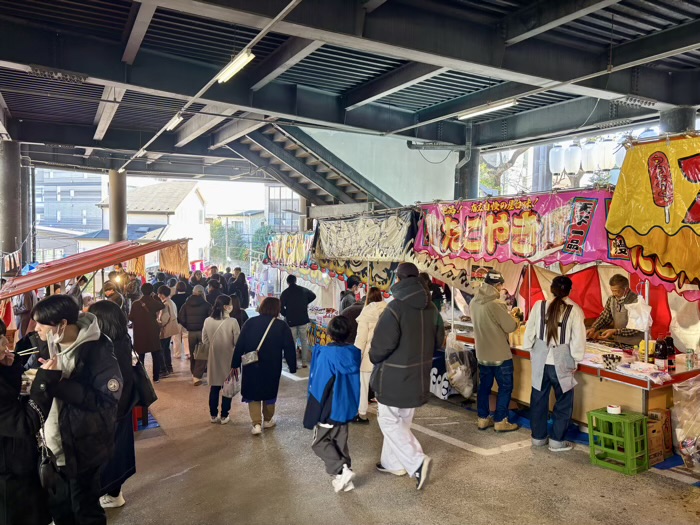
587 408 648 475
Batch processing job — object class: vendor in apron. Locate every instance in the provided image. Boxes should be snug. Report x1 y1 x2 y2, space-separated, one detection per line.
585 274 644 346
524 276 587 452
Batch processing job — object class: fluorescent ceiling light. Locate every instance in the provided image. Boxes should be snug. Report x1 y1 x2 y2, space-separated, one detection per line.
216 50 256 83
457 99 518 120
135 149 146 158
117 168 125 174
165 114 184 131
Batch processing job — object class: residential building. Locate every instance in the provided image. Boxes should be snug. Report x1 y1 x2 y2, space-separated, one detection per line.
218 210 265 238
79 181 209 265
265 184 301 232
34 225 82 263
35 168 105 232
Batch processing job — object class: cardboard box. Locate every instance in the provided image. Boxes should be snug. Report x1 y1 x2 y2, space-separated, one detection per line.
648 420 665 466
649 409 674 459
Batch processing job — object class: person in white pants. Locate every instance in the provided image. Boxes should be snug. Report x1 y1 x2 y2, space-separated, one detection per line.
369 263 444 491
353 287 387 423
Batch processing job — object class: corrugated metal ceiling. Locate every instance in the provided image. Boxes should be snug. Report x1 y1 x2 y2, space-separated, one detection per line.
378 71 504 112
111 91 205 132
0 67 103 125
0 0 132 41
140 8 287 67
276 45 406 93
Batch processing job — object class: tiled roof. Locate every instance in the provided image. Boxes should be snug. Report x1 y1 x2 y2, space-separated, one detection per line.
99 182 199 213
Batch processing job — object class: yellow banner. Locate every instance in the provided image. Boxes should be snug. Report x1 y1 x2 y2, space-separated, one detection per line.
607 136 700 282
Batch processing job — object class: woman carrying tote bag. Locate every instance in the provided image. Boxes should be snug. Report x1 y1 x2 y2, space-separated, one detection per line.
232 298 297 436
203 296 240 425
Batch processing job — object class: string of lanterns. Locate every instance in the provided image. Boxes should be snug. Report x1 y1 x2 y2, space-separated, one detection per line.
548 139 626 175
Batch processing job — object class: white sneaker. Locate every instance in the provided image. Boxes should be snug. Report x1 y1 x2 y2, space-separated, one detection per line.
332 465 356 493
193 377 202 386
549 441 574 452
251 424 262 435
210 416 220 424
343 481 355 492
220 416 230 425
99 492 125 508
263 418 276 429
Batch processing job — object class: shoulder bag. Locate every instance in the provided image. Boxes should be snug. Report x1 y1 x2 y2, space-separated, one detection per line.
132 346 158 408
241 318 276 366
194 319 227 361
28 399 60 496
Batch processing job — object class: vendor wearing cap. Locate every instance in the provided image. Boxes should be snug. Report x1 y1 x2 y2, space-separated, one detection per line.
586 274 644 345
470 270 519 433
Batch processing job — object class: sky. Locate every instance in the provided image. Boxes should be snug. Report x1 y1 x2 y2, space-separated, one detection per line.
127 178 266 215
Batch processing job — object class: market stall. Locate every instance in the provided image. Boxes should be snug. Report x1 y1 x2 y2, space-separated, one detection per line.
414 188 700 421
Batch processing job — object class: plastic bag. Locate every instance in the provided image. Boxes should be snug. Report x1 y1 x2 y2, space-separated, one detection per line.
672 373 700 472
445 332 475 399
624 296 653 332
222 372 241 399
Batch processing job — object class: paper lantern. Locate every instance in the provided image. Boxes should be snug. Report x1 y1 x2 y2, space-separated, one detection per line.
564 145 582 174
600 140 616 171
548 145 565 175
581 142 600 172
614 145 626 168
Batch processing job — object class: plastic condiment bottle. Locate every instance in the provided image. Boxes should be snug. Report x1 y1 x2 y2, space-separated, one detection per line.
654 338 668 371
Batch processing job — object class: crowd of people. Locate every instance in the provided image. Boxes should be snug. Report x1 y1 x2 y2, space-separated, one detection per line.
0 264 256 524
0 255 620 517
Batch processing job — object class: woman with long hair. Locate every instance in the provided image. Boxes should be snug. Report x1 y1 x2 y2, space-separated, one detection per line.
353 287 386 424
88 300 136 509
229 295 249 329
523 276 586 452
203 296 240 424
232 298 296 435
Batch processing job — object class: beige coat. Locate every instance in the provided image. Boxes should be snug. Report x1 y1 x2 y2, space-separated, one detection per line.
203 317 240 386
159 299 180 339
354 301 388 372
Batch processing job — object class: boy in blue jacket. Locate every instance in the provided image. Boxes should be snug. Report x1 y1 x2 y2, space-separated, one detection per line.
303 316 361 493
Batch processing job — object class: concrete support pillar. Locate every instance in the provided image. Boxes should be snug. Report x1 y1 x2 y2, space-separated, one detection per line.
0 141 22 260
454 148 480 200
109 169 127 243
659 107 697 134
298 196 310 231
20 154 31 264
30 167 36 262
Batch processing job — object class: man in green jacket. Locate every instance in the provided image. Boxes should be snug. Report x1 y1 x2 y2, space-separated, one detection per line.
470 271 519 433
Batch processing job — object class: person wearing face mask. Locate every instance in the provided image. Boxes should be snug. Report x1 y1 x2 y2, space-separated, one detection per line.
31 295 123 525
470 271 519 433
586 274 643 345
203 296 240 424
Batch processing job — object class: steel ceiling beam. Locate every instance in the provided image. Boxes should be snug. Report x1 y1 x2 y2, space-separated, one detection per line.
122 1 157 65
25 146 258 179
249 37 324 91
246 130 355 204
211 113 269 149
278 125 402 208
0 20 467 144
175 104 238 147
151 0 671 102
611 19 700 69
344 63 448 111
0 91 10 139
224 142 327 205
8 119 252 162
363 0 388 13
474 97 656 148
93 86 126 141
503 0 622 46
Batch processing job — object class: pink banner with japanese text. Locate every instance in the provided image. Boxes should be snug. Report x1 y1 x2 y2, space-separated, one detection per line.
415 189 615 266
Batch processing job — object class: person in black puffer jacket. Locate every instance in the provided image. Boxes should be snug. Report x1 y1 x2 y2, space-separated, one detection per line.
178 285 212 385
0 327 61 525
31 295 123 525
88 300 136 510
